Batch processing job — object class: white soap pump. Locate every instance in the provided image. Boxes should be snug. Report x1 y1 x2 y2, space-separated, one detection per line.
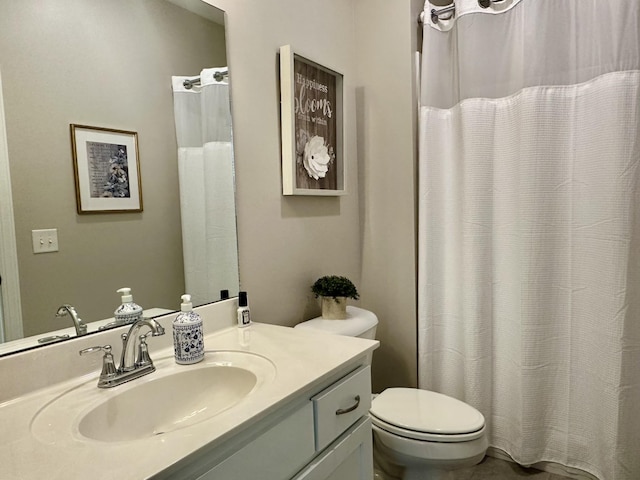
114 287 143 325
173 294 204 364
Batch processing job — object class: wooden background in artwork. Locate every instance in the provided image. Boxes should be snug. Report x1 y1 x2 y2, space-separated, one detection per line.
294 58 338 190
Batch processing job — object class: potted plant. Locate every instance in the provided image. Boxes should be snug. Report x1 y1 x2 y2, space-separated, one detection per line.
311 275 359 320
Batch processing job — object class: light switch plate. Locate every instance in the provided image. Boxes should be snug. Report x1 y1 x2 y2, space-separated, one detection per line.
32 229 59 254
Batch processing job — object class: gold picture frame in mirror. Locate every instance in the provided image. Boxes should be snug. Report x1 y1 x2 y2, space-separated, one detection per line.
70 124 143 214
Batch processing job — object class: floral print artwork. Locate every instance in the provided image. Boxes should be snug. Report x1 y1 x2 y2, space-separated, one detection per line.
287 55 340 192
86 141 131 199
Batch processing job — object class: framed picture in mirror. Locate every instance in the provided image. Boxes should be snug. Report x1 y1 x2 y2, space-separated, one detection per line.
70 124 143 213
279 45 345 196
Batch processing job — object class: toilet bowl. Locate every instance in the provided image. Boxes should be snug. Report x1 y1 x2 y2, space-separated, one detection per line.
294 306 488 480
370 387 487 480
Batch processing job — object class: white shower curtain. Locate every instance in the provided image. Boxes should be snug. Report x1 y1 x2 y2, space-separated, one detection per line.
172 68 239 306
418 1 640 479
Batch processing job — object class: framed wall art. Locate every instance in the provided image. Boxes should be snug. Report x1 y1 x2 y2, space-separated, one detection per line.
70 124 143 213
279 45 345 196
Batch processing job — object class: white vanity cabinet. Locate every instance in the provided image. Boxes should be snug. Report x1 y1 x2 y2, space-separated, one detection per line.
0 318 379 480
160 365 373 480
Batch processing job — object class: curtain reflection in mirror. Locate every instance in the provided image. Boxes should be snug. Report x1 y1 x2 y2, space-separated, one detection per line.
172 68 239 306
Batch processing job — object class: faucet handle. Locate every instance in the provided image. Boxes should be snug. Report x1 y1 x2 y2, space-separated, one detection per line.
79 345 118 379
79 345 110 356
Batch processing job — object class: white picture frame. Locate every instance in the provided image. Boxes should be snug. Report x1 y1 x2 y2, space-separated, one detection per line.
280 45 345 196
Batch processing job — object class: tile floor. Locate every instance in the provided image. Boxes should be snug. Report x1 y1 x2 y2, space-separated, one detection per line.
451 456 571 480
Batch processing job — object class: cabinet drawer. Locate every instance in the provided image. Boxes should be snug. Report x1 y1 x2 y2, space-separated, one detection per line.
312 366 371 451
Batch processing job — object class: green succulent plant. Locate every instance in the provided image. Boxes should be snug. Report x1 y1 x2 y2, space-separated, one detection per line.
311 275 359 302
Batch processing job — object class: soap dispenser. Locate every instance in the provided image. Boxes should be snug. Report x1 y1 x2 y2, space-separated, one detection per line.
114 287 143 325
173 294 204 364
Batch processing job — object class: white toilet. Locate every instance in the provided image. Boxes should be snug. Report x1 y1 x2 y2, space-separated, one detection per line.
294 306 488 480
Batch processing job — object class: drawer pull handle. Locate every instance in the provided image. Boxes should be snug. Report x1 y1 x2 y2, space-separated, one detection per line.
335 395 361 415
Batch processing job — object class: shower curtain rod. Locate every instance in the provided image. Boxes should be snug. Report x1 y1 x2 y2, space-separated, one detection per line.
419 4 455 24
183 70 228 90
419 0 505 24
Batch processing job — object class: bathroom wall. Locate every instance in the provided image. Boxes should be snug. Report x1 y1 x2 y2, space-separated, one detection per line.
207 0 420 391
354 0 422 391
207 0 362 323
0 0 226 335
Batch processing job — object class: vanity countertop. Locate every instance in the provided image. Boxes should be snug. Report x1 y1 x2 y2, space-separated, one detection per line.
0 322 378 479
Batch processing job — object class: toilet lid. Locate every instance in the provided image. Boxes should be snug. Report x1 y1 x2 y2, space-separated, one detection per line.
370 388 485 437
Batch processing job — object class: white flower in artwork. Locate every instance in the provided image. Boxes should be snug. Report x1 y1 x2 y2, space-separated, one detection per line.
303 135 331 180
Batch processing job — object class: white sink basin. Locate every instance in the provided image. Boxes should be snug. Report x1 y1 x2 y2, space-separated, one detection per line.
31 351 276 444
79 365 257 442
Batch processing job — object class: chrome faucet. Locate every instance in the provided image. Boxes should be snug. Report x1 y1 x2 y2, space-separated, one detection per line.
119 317 165 372
79 317 165 388
56 304 87 336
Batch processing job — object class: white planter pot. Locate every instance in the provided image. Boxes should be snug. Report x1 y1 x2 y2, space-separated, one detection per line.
321 296 347 320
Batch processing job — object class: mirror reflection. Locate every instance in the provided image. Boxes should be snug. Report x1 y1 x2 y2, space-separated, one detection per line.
0 0 239 355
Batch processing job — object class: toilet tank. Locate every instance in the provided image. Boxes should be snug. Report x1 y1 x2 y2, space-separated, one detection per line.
294 306 378 363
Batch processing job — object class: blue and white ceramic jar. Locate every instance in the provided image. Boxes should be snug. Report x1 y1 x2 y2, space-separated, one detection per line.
173 294 204 364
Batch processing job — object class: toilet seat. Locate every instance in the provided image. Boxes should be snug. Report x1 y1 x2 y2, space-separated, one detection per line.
371 414 485 443
370 388 485 443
